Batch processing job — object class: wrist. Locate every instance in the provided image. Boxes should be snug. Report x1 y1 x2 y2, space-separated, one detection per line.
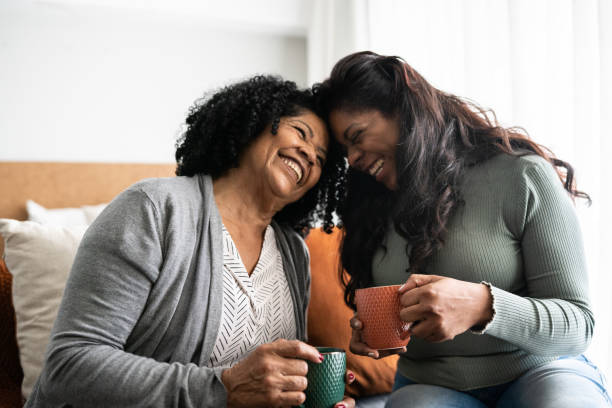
221 367 237 408
474 282 494 327
221 367 233 392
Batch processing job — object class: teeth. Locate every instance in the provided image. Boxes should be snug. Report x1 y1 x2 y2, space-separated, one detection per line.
368 158 384 177
281 157 303 183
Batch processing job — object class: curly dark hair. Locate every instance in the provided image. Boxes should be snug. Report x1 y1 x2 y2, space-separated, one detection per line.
315 51 590 309
175 75 346 234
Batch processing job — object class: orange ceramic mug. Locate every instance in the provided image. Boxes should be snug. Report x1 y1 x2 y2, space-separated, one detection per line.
354 285 411 350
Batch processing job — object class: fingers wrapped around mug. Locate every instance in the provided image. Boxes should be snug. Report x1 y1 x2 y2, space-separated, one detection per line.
221 339 321 407
398 274 494 342
349 313 407 359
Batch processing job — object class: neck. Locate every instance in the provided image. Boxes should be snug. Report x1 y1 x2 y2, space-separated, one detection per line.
212 168 282 232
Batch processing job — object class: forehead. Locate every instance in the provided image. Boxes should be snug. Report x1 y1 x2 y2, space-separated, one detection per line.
330 109 381 126
329 109 382 140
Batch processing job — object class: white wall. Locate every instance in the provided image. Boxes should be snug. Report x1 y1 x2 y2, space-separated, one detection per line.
0 0 308 163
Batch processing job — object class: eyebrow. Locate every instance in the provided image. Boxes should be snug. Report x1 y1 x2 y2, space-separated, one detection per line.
295 119 328 157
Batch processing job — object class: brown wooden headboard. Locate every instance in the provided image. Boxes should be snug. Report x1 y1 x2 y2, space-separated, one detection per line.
0 162 176 255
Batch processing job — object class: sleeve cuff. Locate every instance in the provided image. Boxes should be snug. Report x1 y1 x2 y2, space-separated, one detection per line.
470 281 496 335
212 366 229 406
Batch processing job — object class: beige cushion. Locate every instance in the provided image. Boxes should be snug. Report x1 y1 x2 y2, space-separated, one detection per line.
0 219 87 398
26 200 106 227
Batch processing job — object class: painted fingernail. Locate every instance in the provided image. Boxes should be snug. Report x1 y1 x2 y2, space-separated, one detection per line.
319 353 324 361
348 373 355 381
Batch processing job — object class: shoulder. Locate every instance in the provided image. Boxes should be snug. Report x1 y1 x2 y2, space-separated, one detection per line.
474 152 551 173
468 153 561 191
100 174 214 235
465 153 570 235
489 154 564 193
126 175 209 205
515 154 562 185
112 174 213 218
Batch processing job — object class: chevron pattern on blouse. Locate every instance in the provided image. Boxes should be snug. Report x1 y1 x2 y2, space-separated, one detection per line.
209 225 297 368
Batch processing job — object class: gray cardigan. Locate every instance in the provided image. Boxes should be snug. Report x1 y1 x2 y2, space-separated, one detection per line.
25 174 311 407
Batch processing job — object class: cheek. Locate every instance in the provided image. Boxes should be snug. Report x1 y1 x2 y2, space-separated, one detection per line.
306 168 323 188
361 140 386 155
375 138 396 156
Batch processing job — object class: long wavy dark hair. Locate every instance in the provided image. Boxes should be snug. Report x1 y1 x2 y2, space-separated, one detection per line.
175 75 346 234
315 51 590 308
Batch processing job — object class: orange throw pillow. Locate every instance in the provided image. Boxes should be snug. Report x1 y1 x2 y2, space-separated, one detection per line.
305 228 397 397
0 258 24 408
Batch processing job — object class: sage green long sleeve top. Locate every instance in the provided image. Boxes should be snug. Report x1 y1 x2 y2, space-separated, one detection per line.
372 153 594 390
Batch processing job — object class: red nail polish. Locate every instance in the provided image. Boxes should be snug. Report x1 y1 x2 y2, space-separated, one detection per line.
319 353 324 361
348 373 355 380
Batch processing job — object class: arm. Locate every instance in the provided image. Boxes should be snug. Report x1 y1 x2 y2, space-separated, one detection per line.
38 188 227 407
396 158 593 356
481 159 594 355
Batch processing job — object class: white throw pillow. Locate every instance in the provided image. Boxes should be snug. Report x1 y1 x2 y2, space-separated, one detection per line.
0 219 87 398
26 200 106 227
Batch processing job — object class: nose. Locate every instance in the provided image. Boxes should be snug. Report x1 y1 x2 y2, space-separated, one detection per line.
298 144 315 166
346 146 362 167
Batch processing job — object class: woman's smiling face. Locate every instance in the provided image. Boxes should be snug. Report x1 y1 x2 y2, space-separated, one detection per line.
330 109 400 190
241 109 329 205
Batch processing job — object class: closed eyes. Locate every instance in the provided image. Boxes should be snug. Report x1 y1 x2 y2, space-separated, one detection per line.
293 125 326 166
293 125 307 140
349 129 364 145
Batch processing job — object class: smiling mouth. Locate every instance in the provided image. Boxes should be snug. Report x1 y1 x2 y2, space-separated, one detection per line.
281 156 304 184
368 158 384 177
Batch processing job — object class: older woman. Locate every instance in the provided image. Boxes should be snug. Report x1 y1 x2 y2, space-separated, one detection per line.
25 76 352 408
317 52 611 407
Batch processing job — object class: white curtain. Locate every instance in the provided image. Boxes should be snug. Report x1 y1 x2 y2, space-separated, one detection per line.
308 0 612 379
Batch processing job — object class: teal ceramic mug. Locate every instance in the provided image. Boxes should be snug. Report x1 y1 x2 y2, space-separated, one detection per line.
302 347 346 408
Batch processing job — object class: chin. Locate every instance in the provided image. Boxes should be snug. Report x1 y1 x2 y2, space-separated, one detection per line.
271 179 302 202
381 176 398 191
386 181 398 190
384 183 398 191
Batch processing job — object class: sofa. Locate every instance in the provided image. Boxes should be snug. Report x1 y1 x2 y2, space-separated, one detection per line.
0 162 394 407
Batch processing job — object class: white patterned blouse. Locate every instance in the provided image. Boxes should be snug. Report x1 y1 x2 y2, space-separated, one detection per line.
208 225 297 368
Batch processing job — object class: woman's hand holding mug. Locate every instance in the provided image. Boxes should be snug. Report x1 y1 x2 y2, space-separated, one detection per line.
397 274 493 343
222 339 356 408
349 313 408 359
